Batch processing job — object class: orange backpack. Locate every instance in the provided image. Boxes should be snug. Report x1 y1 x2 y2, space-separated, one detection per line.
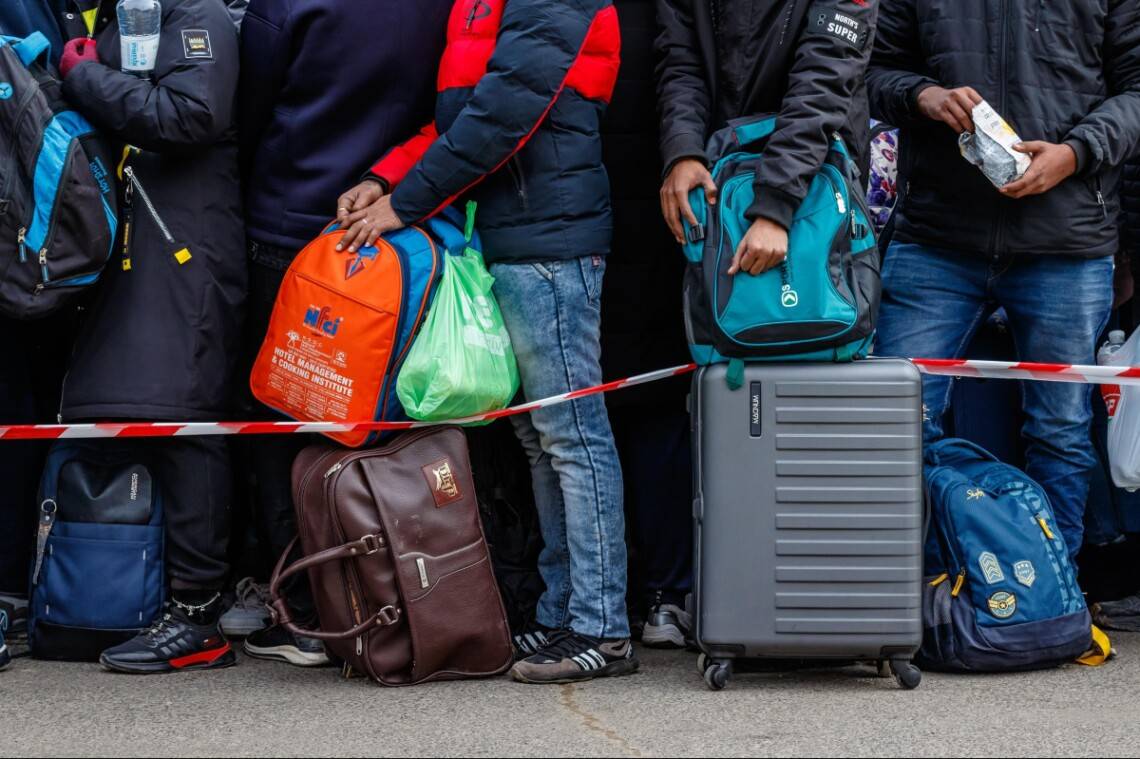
250 212 471 447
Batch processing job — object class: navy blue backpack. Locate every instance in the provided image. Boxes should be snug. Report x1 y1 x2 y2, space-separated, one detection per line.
28 442 164 661
919 439 1097 672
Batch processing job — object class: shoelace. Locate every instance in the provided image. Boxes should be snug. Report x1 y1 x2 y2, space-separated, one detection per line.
143 613 178 642
539 630 597 660
232 577 270 610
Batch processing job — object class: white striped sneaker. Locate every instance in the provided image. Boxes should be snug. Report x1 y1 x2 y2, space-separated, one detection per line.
512 626 555 660
510 630 638 684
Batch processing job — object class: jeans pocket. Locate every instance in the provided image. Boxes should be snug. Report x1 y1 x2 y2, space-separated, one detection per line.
532 262 555 281
578 256 605 306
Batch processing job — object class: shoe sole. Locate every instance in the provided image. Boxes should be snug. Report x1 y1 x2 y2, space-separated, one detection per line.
511 657 640 685
243 642 330 668
100 645 237 675
642 623 687 649
220 620 272 638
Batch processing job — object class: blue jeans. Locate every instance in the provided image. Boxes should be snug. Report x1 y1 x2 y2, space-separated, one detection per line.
490 257 629 640
876 243 1114 558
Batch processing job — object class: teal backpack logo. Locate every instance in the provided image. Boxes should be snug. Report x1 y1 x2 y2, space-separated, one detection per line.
0 82 12 100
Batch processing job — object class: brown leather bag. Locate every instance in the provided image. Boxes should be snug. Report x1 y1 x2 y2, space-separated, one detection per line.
269 427 513 685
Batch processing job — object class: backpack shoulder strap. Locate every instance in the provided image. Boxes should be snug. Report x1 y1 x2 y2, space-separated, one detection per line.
7 32 52 68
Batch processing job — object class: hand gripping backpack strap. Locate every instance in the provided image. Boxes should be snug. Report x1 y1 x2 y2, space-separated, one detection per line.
268 535 402 642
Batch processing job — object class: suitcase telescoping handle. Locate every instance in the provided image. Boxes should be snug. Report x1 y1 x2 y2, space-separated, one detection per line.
268 535 402 642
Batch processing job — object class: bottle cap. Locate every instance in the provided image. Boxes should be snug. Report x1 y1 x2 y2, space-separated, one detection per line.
1110 330 1127 344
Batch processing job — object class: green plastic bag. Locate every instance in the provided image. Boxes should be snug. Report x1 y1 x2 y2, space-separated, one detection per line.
397 203 520 422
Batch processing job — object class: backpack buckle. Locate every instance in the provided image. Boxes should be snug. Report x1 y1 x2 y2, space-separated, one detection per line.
686 224 706 244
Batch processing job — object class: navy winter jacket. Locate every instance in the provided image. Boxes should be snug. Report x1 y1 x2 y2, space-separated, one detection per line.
0 0 66 61
368 0 622 265
238 0 452 252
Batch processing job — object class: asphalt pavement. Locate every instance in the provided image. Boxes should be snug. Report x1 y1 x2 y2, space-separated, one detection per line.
2 633 1138 757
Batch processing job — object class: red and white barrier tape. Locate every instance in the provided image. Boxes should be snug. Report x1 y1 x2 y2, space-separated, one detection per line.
0 364 697 441
1 358 1137 441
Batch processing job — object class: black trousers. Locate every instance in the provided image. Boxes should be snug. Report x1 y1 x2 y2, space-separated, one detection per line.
149 437 232 591
611 406 693 606
234 245 316 621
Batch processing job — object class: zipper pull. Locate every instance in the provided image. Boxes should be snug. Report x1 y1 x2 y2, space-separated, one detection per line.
1037 515 1056 541
39 248 49 283
17 227 27 262
356 635 363 656
324 462 343 479
835 192 847 215
951 568 967 598
1097 190 1108 221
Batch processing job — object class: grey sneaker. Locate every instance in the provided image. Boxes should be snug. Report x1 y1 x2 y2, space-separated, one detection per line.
642 595 692 649
510 630 638 684
219 578 271 638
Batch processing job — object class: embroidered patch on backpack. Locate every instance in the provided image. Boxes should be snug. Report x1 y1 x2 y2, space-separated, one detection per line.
181 29 213 59
1014 561 1037 588
807 3 868 49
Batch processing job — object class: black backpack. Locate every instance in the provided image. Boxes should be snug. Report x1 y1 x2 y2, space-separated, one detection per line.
0 33 118 320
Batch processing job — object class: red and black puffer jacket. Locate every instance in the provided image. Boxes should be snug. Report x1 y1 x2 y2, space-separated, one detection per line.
370 0 621 264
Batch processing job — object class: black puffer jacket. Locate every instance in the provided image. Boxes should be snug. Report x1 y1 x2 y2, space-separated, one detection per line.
655 0 878 229
59 0 245 420
868 0 1140 259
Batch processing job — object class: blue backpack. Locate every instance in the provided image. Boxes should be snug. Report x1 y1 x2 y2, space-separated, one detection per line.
0 33 118 320
28 442 164 661
681 115 880 386
919 439 1093 672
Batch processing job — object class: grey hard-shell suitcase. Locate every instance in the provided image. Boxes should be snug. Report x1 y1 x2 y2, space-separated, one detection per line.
692 359 924 690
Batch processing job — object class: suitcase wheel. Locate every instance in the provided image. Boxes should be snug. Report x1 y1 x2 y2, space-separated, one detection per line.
702 658 732 691
889 659 922 691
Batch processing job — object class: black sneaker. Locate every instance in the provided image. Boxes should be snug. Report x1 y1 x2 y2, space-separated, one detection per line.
642 592 692 649
0 595 28 643
510 630 638 684
0 625 10 672
100 596 235 675
512 624 555 660
244 624 329 667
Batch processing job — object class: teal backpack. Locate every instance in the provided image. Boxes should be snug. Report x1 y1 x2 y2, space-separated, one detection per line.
920 439 1100 672
681 115 880 386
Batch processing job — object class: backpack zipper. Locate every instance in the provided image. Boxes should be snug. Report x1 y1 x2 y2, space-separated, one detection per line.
17 227 27 262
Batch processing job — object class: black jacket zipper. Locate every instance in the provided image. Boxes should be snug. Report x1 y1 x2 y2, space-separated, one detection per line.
507 156 529 211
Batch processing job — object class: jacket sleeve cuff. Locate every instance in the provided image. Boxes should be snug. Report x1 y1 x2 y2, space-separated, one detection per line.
360 172 391 194
661 133 709 178
908 80 941 120
746 184 800 230
1064 138 1092 177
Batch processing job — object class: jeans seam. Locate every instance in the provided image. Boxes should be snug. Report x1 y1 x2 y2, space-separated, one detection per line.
936 301 992 427
552 264 610 638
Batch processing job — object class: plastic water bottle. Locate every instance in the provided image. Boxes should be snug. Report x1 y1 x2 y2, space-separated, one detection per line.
1098 330 1127 418
117 0 162 76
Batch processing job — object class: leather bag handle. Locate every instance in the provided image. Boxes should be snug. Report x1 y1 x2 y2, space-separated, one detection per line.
268 535 402 642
